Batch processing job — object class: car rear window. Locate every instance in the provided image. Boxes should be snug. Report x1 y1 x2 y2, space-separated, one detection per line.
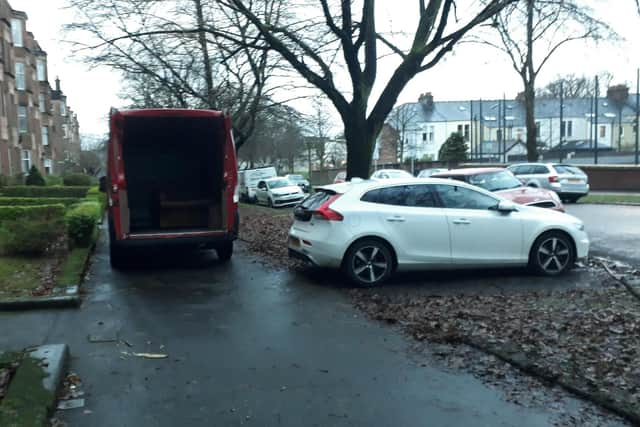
553 165 585 176
294 190 334 221
532 165 550 174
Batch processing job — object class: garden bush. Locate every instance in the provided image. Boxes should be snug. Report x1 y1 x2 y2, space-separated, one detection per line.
0 204 66 222
0 186 90 198
0 197 81 207
25 166 46 186
65 201 101 247
0 217 64 256
63 173 94 187
45 175 64 186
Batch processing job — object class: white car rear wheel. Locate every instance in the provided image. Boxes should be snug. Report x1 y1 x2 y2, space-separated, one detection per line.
344 239 394 287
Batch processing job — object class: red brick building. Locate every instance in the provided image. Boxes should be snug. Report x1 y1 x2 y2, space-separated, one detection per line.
0 1 80 178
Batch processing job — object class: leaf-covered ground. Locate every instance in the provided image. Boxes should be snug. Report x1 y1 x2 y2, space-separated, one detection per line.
238 204 640 424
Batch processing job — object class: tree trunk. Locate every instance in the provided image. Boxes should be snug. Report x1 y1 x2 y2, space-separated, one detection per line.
344 117 375 179
524 82 537 161
194 0 215 109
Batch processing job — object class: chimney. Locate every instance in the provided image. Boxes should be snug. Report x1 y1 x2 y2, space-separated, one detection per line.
418 92 434 110
607 84 629 105
55 76 61 92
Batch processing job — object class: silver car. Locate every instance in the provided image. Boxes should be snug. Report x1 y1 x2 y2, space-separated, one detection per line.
507 163 589 203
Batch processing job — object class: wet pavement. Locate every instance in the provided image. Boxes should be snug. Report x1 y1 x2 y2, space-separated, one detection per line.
0 224 628 426
566 204 640 267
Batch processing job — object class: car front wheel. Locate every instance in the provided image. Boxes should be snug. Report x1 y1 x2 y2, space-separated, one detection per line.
344 238 394 287
529 231 575 276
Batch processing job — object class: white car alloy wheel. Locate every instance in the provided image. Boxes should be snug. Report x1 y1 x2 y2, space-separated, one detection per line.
531 232 575 276
345 239 393 286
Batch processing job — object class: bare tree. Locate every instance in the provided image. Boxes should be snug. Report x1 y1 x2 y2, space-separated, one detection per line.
303 98 333 173
65 0 284 149
482 0 614 160
536 72 614 99
388 103 418 162
215 0 519 178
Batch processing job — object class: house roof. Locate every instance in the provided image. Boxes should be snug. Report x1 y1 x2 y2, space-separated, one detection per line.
392 95 640 129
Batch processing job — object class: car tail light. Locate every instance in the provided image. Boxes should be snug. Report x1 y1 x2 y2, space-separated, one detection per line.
548 175 559 183
313 194 343 221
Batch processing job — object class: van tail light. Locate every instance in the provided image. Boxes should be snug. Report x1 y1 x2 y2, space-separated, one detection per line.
548 176 559 183
313 194 343 221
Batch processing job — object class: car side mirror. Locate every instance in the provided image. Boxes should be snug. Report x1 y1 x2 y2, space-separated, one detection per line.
496 200 518 213
99 176 107 193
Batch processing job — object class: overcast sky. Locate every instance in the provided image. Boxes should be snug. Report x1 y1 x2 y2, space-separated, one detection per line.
17 0 640 138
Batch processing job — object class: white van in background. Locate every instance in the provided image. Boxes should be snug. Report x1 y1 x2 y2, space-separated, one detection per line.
239 166 277 203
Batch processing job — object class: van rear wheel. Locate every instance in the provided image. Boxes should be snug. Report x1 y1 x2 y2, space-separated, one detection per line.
216 241 233 262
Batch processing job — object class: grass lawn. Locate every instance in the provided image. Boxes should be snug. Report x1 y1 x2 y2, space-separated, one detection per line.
578 194 640 205
56 247 91 287
0 257 52 299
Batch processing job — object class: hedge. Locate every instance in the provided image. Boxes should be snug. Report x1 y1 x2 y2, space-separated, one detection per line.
63 173 95 187
0 205 66 222
0 197 82 207
0 186 90 198
86 186 108 212
65 201 102 247
0 217 64 255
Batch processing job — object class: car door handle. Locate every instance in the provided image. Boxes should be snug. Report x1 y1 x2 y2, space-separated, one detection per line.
452 218 471 225
386 216 406 223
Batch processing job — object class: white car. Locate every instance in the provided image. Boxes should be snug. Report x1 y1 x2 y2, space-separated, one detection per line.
288 178 589 286
256 177 305 208
370 169 414 180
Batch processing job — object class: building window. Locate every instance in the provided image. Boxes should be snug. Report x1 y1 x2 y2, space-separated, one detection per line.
39 93 46 113
464 124 470 141
62 124 69 138
561 120 573 138
422 132 426 142
535 121 540 138
21 150 31 173
18 106 28 133
599 125 606 138
15 63 25 90
42 126 49 146
60 101 67 116
44 159 52 175
36 59 46 81
428 126 434 143
11 19 23 47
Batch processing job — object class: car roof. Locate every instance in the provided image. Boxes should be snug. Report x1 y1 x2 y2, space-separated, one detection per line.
265 177 289 182
432 167 504 176
374 169 410 173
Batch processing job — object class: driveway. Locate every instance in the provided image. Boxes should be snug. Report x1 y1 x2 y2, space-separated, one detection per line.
566 204 640 266
3 228 614 426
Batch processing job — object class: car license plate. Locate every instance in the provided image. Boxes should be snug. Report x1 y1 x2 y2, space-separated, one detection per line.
289 236 301 248
568 178 581 183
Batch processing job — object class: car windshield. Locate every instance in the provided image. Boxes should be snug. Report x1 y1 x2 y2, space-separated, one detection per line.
268 179 291 189
288 175 304 181
468 171 522 192
385 170 413 178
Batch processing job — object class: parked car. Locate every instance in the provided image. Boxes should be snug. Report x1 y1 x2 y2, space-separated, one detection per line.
289 178 588 286
105 108 238 267
417 168 447 178
333 171 347 183
238 166 277 203
432 168 564 211
284 174 311 192
370 169 414 180
256 177 305 208
507 163 589 203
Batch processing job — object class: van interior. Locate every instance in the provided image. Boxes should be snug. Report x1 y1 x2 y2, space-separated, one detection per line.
121 115 226 234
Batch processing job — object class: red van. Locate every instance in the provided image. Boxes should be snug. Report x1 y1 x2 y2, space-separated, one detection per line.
105 109 239 267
